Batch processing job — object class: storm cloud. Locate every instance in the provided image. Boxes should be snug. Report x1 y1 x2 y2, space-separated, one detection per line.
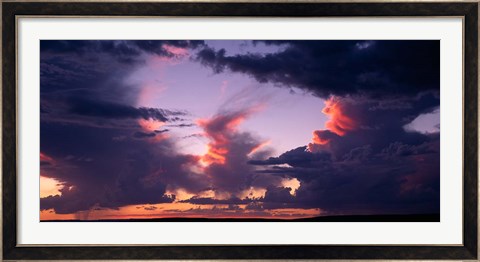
250 95 440 214
197 40 439 99
40 40 209 214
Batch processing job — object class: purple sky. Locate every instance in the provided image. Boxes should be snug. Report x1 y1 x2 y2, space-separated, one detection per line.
125 50 328 157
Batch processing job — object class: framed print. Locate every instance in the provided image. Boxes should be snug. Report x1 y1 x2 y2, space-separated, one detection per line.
2 1 478 260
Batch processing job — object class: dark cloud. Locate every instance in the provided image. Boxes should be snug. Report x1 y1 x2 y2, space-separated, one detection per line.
144 206 158 211
41 40 203 114
167 123 195 128
342 145 372 162
197 40 439 99
69 98 171 122
379 141 436 159
41 97 186 131
263 186 296 204
154 129 170 134
181 197 251 205
307 93 439 159
40 40 212 214
249 146 331 167
40 40 189 129
182 134 203 139
133 131 156 138
41 40 205 62
250 95 440 214
40 123 208 214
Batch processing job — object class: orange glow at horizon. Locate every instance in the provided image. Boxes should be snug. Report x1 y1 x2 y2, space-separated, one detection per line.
40 202 322 221
40 209 75 220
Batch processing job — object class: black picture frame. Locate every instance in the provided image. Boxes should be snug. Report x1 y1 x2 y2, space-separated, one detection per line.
2 1 478 260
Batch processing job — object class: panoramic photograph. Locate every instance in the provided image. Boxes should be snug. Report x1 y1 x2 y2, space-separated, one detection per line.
40 40 440 222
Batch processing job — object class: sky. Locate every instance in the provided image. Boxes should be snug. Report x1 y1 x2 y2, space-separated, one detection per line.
40 40 440 220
